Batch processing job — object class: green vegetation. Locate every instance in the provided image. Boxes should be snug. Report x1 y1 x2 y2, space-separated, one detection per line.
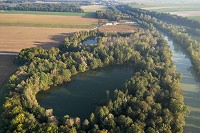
0 22 97 28
116 4 200 75
187 16 200 22
0 10 95 17
149 8 200 12
0 29 187 132
132 3 200 8
0 3 84 13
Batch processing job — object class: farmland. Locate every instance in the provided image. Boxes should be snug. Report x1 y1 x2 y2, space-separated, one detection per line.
99 23 139 33
0 10 95 17
0 5 101 52
0 14 97 28
0 26 87 52
81 5 107 12
1 1 200 132
138 3 200 22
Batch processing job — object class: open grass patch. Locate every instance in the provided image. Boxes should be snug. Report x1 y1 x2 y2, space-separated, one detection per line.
187 16 200 22
149 8 200 13
0 10 96 17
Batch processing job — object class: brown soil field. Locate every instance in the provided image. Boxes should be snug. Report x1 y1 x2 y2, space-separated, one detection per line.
0 26 87 52
0 14 98 28
169 11 200 17
99 24 139 33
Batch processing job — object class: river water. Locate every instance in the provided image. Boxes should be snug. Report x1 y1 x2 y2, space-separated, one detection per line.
163 35 200 133
37 33 200 132
37 66 134 119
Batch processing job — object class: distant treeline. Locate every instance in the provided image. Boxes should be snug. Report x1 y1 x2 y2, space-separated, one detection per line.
4 0 92 6
0 3 84 13
96 6 131 21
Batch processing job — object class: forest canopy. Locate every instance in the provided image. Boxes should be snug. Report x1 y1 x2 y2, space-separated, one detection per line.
0 3 84 13
0 29 188 132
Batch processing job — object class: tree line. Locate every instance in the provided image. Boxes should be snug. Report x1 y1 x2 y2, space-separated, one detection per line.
0 29 187 132
115 5 200 75
0 3 84 13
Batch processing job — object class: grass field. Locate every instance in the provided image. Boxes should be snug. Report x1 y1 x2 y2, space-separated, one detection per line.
81 5 107 12
0 10 97 18
99 24 139 33
0 26 88 52
137 3 200 22
0 6 100 52
188 16 200 22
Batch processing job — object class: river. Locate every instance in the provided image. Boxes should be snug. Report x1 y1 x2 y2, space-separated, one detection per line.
37 66 134 119
36 33 200 132
163 35 200 133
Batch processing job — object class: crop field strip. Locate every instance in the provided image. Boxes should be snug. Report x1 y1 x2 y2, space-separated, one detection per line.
0 26 88 52
0 14 98 28
99 24 140 33
0 10 96 17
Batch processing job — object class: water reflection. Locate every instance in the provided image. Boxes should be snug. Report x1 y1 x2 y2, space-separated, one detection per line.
163 34 200 133
37 66 134 119
82 37 97 45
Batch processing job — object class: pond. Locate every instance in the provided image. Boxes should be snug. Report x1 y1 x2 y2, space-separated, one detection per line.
37 66 134 119
82 37 97 45
163 34 200 133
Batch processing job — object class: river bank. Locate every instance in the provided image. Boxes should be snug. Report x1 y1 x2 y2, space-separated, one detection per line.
163 34 200 133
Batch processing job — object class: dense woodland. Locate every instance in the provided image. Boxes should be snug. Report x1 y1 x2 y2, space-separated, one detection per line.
0 3 84 12
108 5 200 75
0 29 187 132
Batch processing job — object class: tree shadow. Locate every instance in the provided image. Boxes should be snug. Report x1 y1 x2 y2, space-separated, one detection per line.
82 12 97 18
33 32 74 49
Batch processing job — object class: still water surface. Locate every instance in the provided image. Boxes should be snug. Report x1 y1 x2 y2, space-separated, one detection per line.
37 66 134 119
37 33 200 132
82 37 97 45
163 35 200 133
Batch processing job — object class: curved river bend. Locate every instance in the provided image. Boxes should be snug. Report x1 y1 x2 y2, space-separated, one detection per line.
163 35 200 133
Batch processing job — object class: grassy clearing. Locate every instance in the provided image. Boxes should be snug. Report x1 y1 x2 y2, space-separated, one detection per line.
149 8 200 13
137 3 200 21
0 10 96 17
133 3 200 8
187 16 200 22
0 22 96 28
99 23 140 33
81 5 107 12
